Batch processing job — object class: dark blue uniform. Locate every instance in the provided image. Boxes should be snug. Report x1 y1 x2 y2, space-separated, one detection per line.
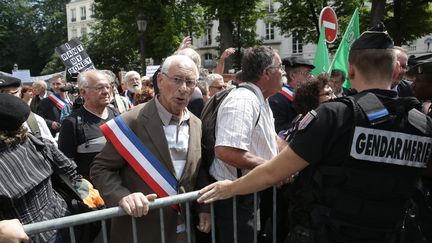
286 89 432 243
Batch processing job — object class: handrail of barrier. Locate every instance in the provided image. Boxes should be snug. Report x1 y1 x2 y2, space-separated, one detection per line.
23 191 200 235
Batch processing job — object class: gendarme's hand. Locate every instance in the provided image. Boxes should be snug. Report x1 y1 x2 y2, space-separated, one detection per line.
197 180 234 204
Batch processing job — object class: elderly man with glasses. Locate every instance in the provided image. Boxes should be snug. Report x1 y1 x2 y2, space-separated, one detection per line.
91 54 211 243
269 56 315 133
58 70 119 180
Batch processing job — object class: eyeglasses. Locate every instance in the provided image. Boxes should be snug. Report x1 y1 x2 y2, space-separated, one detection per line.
86 84 111 92
296 70 312 77
266 64 285 71
210 85 227 90
162 73 197 88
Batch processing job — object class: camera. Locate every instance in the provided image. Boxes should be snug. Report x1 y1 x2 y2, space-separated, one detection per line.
60 84 80 94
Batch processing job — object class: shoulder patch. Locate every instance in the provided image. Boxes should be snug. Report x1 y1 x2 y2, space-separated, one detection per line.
408 108 430 135
298 110 317 130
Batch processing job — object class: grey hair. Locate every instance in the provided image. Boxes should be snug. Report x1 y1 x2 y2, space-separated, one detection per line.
101 70 116 84
77 70 106 89
33 80 47 89
205 73 224 86
175 48 202 69
124 71 140 83
161 55 199 77
197 80 209 96
241 46 276 83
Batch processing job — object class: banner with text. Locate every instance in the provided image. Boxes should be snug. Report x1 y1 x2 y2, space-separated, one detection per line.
55 38 95 75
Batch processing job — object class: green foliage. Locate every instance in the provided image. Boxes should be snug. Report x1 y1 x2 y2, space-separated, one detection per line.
274 0 432 50
275 0 363 51
89 0 205 74
198 0 265 70
384 0 432 45
0 0 67 75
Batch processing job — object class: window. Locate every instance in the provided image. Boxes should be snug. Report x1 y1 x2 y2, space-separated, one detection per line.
204 53 213 60
204 26 212 46
71 8 76 22
81 27 87 37
407 41 417 52
71 29 77 38
292 32 303 54
265 22 275 40
90 4 95 18
80 6 86 20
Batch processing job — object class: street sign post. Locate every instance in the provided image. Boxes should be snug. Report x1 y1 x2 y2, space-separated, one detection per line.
319 7 338 43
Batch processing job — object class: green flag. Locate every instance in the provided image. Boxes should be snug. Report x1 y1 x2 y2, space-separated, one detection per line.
312 25 330 76
330 8 360 88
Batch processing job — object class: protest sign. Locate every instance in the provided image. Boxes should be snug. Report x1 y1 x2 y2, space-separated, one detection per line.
55 38 95 75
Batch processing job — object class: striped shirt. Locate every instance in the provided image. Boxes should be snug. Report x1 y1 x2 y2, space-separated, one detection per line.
0 136 77 242
210 83 278 181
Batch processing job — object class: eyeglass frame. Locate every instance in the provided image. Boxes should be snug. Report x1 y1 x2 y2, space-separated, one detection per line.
266 63 285 71
162 72 197 88
85 84 111 92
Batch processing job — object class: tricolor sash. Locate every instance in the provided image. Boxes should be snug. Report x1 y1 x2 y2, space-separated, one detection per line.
279 86 294 101
100 116 179 210
47 94 71 110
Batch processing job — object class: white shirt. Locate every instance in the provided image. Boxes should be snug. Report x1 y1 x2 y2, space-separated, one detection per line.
24 113 57 146
210 83 278 181
155 96 190 179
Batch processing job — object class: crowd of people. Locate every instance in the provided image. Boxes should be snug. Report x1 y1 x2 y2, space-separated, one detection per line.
1 23 432 243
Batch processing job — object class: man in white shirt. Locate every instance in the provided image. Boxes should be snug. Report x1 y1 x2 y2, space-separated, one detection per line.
209 46 286 243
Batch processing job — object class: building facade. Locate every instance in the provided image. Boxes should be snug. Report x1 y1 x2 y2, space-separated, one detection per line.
66 0 96 40
65 0 432 70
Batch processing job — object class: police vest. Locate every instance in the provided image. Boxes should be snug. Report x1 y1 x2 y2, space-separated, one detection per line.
288 92 432 241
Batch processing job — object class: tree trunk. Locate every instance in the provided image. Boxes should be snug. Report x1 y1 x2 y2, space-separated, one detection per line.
393 0 402 46
370 0 386 28
218 17 235 73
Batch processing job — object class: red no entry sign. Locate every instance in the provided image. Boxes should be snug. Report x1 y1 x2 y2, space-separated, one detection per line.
319 7 338 43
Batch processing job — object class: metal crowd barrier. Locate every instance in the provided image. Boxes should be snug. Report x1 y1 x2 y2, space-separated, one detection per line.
23 187 280 243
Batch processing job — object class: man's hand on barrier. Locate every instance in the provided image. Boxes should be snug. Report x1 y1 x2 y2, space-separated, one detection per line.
197 212 211 233
0 219 29 243
119 193 158 218
197 180 234 204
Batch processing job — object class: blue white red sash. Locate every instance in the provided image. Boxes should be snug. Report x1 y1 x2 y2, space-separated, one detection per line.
279 86 294 101
100 116 179 210
47 94 71 110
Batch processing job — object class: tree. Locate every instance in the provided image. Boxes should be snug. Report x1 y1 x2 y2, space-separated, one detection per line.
0 0 67 76
275 0 432 51
384 0 432 46
275 0 364 50
198 0 265 71
88 0 205 74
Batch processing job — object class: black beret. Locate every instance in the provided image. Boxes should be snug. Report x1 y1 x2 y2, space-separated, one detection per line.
351 22 394 50
282 57 315 69
408 54 432 74
0 93 30 131
0 73 21 88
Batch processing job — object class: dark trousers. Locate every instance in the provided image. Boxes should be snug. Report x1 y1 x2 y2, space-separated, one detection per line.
213 194 256 243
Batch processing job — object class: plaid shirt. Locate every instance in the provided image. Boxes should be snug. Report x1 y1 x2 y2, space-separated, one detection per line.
0 137 77 242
